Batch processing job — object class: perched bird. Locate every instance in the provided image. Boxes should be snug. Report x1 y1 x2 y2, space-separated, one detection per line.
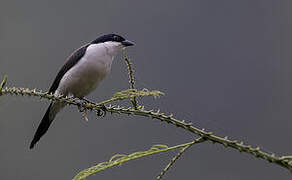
30 34 134 149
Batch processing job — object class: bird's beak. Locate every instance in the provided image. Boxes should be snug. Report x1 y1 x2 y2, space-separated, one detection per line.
122 40 135 47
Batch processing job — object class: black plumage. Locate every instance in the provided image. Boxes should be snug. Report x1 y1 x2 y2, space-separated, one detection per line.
30 44 89 149
49 44 89 94
30 33 129 149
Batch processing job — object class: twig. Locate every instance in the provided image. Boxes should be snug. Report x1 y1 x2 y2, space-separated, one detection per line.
122 49 138 109
156 138 206 180
0 75 8 96
73 139 203 180
96 89 163 106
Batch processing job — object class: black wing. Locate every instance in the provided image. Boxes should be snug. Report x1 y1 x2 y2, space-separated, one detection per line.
48 44 90 93
29 44 90 149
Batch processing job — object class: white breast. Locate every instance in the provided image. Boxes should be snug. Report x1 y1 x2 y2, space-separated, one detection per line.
56 43 115 97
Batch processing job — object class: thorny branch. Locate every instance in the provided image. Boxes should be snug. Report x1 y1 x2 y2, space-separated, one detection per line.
1 83 292 174
122 49 138 109
156 138 206 180
1 50 292 180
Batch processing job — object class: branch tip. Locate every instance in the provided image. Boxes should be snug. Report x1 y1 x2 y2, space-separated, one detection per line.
0 75 8 96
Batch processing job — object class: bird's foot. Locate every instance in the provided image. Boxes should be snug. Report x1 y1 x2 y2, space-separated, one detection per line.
80 97 95 104
96 105 107 117
77 97 95 112
77 98 107 118
77 101 86 112
77 99 90 121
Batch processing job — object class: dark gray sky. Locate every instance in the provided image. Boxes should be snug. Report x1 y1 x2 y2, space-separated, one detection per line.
0 0 290 179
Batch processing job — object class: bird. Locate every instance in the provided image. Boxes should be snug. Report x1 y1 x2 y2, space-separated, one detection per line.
29 33 134 149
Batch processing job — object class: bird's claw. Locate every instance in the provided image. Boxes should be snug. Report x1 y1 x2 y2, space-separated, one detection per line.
77 98 107 118
77 101 86 112
81 97 95 104
77 99 90 121
96 105 107 117
77 97 93 112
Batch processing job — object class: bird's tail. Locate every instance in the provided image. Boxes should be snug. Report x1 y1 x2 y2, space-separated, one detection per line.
30 102 63 149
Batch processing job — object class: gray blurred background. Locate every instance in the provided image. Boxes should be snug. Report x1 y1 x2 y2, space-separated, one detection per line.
0 0 290 179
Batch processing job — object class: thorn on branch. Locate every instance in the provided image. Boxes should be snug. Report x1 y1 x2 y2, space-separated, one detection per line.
122 49 139 109
2 84 292 174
